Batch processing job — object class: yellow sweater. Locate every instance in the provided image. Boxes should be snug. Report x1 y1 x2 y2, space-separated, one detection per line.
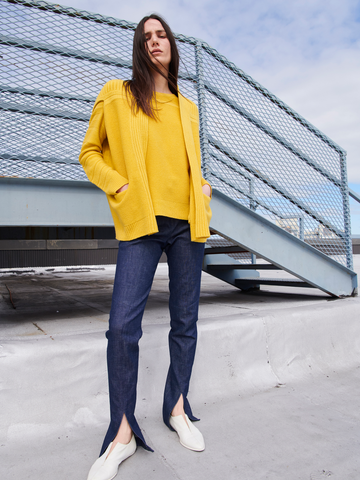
147 91 190 220
79 80 211 242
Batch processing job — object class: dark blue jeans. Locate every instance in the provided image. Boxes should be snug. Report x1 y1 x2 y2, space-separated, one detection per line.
100 217 205 455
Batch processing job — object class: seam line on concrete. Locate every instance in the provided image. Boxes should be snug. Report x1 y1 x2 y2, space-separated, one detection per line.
263 317 282 385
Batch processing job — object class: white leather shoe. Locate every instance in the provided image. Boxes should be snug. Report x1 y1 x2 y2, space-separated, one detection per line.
169 414 205 452
87 434 137 480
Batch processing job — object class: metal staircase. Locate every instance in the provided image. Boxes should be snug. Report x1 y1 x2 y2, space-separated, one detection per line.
0 0 358 297
204 190 357 297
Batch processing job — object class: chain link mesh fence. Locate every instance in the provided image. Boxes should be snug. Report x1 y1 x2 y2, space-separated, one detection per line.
0 0 353 268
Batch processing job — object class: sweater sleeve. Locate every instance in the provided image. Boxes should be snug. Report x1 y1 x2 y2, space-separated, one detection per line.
79 99 128 195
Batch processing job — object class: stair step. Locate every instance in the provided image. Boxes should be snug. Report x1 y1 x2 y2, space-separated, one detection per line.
207 264 280 270
234 277 315 288
204 246 249 255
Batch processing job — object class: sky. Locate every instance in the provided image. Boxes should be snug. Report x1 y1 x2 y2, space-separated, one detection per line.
62 0 360 233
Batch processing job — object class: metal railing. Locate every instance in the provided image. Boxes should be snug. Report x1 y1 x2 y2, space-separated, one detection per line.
0 0 355 269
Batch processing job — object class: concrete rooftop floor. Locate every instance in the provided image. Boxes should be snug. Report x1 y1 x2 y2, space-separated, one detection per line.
1 256 360 480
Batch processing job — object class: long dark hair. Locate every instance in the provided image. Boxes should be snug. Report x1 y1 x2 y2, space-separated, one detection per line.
124 14 180 118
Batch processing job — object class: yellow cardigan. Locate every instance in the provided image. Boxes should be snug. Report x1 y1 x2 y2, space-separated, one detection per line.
79 80 212 242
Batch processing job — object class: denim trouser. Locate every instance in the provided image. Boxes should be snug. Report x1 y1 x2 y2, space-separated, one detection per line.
100 216 205 455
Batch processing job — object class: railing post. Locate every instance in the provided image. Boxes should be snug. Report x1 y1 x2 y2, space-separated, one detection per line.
195 40 210 181
249 178 257 264
299 216 304 241
340 152 353 270
249 178 256 211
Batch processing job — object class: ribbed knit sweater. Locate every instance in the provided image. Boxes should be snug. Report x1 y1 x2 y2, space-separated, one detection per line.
147 91 190 220
79 80 211 242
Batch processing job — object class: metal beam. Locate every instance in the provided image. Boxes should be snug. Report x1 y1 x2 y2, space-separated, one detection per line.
0 84 95 103
349 188 360 204
234 278 313 288
0 34 132 69
0 177 113 226
0 153 81 166
209 189 357 297
203 252 260 289
8 0 138 30
0 100 90 121
207 264 280 270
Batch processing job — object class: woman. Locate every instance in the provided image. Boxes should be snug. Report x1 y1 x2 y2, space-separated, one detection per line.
79 13 212 480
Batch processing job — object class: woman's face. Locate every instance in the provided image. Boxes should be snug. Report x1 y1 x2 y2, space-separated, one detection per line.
144 18 171 71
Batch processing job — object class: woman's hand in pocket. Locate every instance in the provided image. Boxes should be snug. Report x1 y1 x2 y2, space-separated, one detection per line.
116 184 129 194
202 184 211 197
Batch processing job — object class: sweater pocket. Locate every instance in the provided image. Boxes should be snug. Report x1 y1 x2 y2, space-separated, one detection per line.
114 189 128 201
108 185 147 228
108 187 130 225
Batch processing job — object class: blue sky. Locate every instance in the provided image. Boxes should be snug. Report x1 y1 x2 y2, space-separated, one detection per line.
63 0 360 233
